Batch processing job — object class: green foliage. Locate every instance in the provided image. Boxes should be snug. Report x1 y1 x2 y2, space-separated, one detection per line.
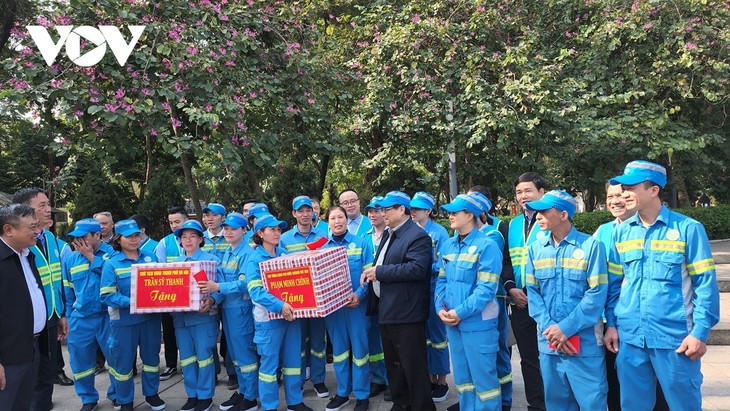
138 168 186 238
70 171 133 222
573 211 613 236
673 206 730 241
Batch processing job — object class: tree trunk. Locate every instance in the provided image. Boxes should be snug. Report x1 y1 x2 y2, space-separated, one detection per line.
139 131 153 204
180 150 202 218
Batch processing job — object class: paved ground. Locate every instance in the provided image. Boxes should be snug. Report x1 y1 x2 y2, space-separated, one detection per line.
48 240 730 411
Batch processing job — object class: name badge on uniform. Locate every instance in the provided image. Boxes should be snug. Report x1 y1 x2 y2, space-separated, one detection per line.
144 256 153 263
666 229 680 241
348 242 356 249
572 249 585 260
468 245 477 254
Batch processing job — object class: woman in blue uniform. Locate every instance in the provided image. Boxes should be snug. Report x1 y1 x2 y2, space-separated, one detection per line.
245 214 312 411
197 213 258 411
321 206 373 411
437 194 503 411
170 219 222 411
99 219 165 411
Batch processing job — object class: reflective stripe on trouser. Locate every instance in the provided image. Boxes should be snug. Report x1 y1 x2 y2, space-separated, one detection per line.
446 326 501 411
426 287 450 376
616 341 702 411
367 314 388 385
175 320 219 400
496 298 513 407
222 304 258 400
68 314 117 404
255 319 303 411
325 304 370 400
107 316 162 403
300 317 327 384
541 352 607 411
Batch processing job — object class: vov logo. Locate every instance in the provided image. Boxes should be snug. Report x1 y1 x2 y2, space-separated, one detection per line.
27 25 146 67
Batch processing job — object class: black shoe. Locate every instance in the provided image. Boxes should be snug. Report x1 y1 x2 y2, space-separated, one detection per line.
111 399 122 411
431 383 449 403
80 402 98 411
313 383 329 398
325 395 350 411
159 366 177 381
120 403 134 411
226 374 238 391
55 371 74 386
194 399 213 411
219 392 242 411
145 394 166 411
447 403 460 411
383 388 392 402
287 403 313 411
354 399 369 411
239 398 258 411
369 383 387 398
95 365 106 375
181 398 198 411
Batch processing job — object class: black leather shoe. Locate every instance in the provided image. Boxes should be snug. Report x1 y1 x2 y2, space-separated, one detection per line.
55 371 74 386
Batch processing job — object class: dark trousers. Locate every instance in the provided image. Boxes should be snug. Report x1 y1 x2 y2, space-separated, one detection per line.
31 317 59 411
56 341 66 372
0 338 40 411
606 349 670 411
509 305 545 411
379 322 436 411
161 313 178 368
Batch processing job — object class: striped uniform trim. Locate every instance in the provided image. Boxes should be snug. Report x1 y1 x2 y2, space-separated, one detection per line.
100 286 117 295
285 244 307 252
353 354 369 367
426 339 449 350
70 264 90 275
369 352 384 362
73 367 96 380
608 262 623 276
616 239 643 253
457 253 479 263
247 279 263 291
333 350 350 363
114 267 131 276
687 258 715 276
442 253 457 261
142 364 159 373
498 373 513 385
166 256 177 262
456 383 476 393
438 268 446 277
180 355 197 367
240 362 258 373
532 258 555 270
311 348 326 359
282 367 300 376
198 355 214 368
478 272 500 283
347 248 363 256
225 261 239 270
650 240 686 253
525 274 537 286
477 387 501 401
561 258 588 271
63 280 74 289
363 262 373 269
587 273 609 288
259 372 277 383
109 367 133 382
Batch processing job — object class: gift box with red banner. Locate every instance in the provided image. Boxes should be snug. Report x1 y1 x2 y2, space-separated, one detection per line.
130 261 217 313
260 246 351 319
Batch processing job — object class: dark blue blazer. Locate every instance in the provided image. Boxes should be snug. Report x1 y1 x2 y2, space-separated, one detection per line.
366 218 432 324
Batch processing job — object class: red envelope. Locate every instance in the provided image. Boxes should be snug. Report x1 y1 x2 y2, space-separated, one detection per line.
548 335 580 353
193 270 208 284
306 237 328 250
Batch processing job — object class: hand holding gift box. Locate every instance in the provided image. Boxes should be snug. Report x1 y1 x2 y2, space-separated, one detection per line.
130 261 218 313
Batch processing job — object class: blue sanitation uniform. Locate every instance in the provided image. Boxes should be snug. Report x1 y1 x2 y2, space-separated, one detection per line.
217 241 258 403
436 228 502 411
62 242 117 405
363 227 388 386
347 213 372 238
140 236 159 255
323 233 374 401
155 233 183 263
279 225 328 386
606 206 720 410
479 217 514 408
99 250 162 405
246 245 305 410
420 219 451 377
525 227 609 410
171 249 223 401
203 229 229 259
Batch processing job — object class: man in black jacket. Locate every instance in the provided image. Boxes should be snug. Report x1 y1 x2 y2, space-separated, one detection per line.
0 203 49 410
363 191 436 411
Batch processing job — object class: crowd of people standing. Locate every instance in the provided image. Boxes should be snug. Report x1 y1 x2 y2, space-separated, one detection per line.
0 159 720 411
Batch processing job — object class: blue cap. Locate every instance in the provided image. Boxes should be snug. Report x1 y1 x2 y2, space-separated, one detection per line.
248 203 269 218
253 214 288 232
440 194 483 216
376 191 411 210
67 218 102 238
365 196 383 211
609 160 667 188
202 202 226 215
221 212 246 229
174 220 205 237
468 192 492 214
292 195 313 211
410 191 435 210
526 190 578 218
115 219 141 237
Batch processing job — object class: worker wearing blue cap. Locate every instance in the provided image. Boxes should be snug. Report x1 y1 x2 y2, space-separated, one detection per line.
62 218 118 409
523 190 609 410
99 220 165 411
436 194 502 411
201 203 229 259
197 213 258 411
169 219 222 411
605 160 719 410
278 195 329 398
410 191 451 402
243 203 269 247
245 214 314 411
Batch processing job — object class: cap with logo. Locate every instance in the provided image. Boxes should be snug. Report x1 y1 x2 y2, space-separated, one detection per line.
365 196 384 211
114 219 142 237
410 191 436 210
174 219 205 237
248 203 270 219
254 214 288 232
221 212 247 229
525 190 578 218
202 203 226 216
440 194 483 216
609 160 667 188
376 191 412 210
468 192 492 214
292 196 313 211
67 218 102 238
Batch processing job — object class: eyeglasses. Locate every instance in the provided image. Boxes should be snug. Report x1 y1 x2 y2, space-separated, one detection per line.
382 206 399 212
340 199 360 206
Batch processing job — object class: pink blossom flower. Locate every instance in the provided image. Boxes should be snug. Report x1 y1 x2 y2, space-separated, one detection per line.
150 128 158 136
171 118 182 127
220 15 229 21
142 88 151 96
24 61 35 68
687 42 697 49
643 23 653 29
115 88 125 98
55 15 72 25
287 105 297 112
104 103 120 113
225 60 235 66
162 101 171 110
74 110 83 116
237 121 247 130
51 79 64 87
196 20 204 26
36 16 53 28
411 15 421 23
